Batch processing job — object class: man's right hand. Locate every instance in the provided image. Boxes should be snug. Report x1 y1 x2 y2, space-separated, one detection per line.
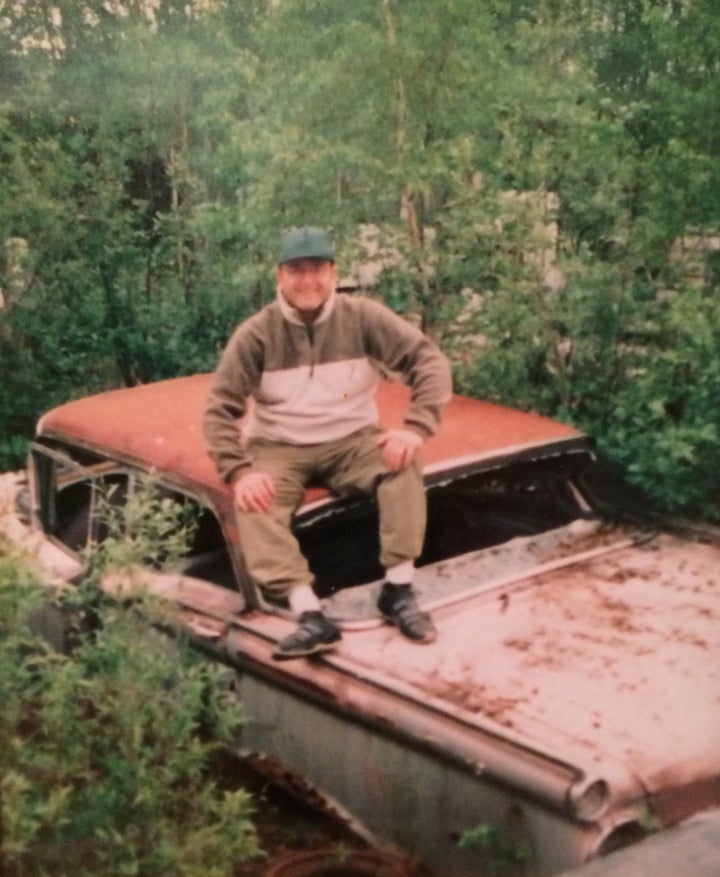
233 470 276 512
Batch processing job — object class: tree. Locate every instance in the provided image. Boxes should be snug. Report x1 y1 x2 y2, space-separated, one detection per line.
1 0 719 516
0 0 263 465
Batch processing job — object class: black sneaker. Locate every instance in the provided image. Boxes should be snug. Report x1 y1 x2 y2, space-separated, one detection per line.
377 583 437 644
272 611 341 660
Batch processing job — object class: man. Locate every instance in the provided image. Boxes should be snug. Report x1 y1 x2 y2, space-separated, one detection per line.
203 226 452 660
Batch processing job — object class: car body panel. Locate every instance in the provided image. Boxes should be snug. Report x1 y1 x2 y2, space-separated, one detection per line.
331 532 720 800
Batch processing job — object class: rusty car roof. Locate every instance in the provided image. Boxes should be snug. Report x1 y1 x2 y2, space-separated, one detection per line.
36 374 583 501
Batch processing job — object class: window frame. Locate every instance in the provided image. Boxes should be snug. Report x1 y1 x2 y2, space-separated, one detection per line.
29 441 240 592
293 447 599 598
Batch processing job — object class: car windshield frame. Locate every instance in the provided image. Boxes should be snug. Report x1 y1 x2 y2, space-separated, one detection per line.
293 444 601 599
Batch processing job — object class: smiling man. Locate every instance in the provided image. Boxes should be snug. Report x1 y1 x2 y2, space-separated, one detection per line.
203 226 452 659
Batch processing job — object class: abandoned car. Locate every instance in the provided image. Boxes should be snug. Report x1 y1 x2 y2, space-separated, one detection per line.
2 373 719 876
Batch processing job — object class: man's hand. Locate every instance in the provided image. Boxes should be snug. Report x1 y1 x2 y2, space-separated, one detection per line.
233 470 276 512
377 428 424 471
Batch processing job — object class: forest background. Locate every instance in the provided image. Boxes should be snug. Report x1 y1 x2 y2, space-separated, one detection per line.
1 0 719 520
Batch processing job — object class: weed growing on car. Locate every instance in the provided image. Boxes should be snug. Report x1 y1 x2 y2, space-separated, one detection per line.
82 474 199 575
0 532 261 876
458 820 535 877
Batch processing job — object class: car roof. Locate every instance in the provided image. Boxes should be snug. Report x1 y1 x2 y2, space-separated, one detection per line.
37 373 583 503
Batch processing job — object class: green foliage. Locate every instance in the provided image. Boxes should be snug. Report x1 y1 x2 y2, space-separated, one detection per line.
0 538 261 876
83 475 199 577
458 820 534 877
1 0 720 518
598 287 720 518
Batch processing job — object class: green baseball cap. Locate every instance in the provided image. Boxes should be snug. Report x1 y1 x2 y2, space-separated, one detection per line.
278 226 335 264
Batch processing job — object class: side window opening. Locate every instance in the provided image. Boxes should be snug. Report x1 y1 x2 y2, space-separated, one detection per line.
35 450 131 554
32 444 238 591
178 505 238 589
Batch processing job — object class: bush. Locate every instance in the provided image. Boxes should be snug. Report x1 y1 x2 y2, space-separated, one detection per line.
0 539 261 877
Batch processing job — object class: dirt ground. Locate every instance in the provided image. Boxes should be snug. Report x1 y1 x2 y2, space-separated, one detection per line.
222 754 436 876
231 759 365 875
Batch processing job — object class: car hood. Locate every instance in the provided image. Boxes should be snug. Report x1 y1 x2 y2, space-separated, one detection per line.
327 527 720 802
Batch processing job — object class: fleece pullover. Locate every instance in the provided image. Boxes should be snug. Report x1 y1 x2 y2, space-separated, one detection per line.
203 290 452 484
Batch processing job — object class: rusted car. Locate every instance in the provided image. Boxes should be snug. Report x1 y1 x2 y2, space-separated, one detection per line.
2 373 720 876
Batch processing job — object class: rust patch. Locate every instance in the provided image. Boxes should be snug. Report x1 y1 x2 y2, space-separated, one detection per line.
423 673 521 724
534 523 637 564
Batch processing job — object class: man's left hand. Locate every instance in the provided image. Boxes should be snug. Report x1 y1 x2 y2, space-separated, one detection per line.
377 428 423 471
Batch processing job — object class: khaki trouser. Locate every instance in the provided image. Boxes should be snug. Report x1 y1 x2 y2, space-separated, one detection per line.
236 426 426 601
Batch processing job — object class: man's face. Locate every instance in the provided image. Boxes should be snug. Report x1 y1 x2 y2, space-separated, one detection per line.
276 258 337 318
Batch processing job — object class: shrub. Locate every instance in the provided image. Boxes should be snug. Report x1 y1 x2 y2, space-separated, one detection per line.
0 539 261 877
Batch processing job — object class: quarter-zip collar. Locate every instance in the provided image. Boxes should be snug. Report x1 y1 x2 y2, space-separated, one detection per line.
276 287 337 327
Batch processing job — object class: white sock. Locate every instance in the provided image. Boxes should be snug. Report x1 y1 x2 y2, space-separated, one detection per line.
384 560 415 586
288 584 322 615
